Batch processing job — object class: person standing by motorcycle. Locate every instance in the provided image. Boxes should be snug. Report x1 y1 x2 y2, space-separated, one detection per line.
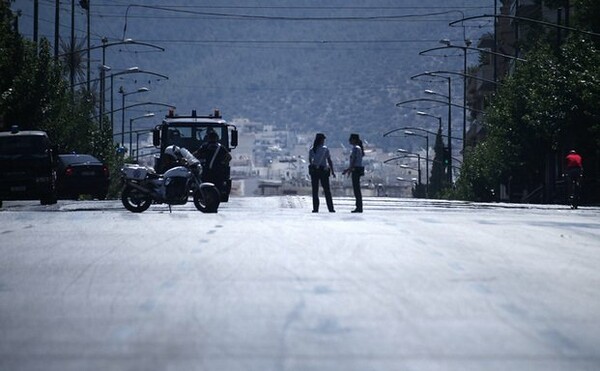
342 133 365 213
309 133 335 213
194 131 232 188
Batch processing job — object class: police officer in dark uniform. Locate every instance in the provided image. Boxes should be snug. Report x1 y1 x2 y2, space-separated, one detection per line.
309 133 336 213
194 131 232 189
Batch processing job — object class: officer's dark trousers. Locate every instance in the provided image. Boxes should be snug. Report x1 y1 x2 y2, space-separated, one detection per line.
311 170 334 212
351 170 363 211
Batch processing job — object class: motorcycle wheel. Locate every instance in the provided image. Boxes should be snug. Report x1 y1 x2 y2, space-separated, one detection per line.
121 186 152 213
193 187 220 213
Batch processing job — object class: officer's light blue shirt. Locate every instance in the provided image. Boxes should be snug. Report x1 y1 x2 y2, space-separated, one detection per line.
309 145 330 169
349 145 363 168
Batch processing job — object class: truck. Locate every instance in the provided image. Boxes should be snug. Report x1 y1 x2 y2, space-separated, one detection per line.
0 127 58 207
152 109 238 202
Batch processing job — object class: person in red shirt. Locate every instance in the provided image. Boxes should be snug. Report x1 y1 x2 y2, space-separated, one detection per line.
565 149 583 180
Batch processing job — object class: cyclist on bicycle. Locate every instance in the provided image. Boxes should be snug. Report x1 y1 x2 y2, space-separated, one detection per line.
565 149 583 181
565 150 583 207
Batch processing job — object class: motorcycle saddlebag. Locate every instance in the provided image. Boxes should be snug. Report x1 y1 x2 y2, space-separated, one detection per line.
122 165 149 180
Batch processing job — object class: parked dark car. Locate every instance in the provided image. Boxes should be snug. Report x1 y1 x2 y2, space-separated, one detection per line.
56 154 109 200
0 128 58 208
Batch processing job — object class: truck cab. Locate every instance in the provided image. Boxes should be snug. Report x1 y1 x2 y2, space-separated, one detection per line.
153 109 238 201
0 127 58 207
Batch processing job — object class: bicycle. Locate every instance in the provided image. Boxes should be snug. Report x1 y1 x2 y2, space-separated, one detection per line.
566 172 581 209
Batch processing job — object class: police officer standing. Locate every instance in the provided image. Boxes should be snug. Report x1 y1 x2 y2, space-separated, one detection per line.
194 131 232 189
342 133 365 213
309 133 335 213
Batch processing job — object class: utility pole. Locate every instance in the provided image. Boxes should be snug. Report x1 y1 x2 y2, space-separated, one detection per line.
493 0 497 85
86 1 90 92
79 0 91 92
13 10 20 34
54 0 59 58
33 0 38 44
70 0 75 94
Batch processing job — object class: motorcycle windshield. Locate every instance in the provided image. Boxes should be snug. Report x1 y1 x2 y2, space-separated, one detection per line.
179 147 200 167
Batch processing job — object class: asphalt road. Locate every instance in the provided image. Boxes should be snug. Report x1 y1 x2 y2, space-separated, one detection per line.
1 196 599 371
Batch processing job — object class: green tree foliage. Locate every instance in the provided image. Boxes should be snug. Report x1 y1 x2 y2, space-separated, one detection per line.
428 126 447 198
1 0 119 197
59 36 88 86
1 1 103 152
454 35 600 201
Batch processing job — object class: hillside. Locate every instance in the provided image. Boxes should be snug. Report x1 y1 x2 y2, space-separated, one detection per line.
12 0 493 150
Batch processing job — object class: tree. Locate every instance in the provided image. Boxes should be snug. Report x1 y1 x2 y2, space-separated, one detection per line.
453 35 600 203
59 36 89 88
0 0 120 197
428 126 446 198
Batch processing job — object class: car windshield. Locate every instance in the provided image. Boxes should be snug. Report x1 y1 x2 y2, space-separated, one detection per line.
166 125 227 151
59 154 100 165
0 136 49 156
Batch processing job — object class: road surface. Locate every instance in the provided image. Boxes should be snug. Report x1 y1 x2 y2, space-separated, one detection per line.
1 196 599 371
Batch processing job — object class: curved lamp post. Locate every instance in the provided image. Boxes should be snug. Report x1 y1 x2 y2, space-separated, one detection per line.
419 40 525 155
119 87 149 146
424 87 453 172
416 111 442 130
413 70 502 87
62 38 164 122
396 97 483 182
403 131 429 197
109 67 169 125
396 177 418 192
396 149 421 190
450 14 600 40
129 113 155 153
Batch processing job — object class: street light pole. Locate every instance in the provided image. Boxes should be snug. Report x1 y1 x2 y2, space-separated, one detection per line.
111 67 140 126
72 38 164 127
404 131 429 198
419 41 525 151
129 113 155 153
70 0 75 94
396 97 486 184
416 111 442 130
72 67 168 128
425 85 452 183
119 87 149 149
98 65 111 129
397 149 421 189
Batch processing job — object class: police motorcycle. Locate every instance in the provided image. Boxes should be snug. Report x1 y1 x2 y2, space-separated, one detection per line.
120 145 220 213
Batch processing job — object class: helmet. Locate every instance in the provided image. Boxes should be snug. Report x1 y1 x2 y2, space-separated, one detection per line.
206 130 219 142
164 145 181 159
569 149 577 154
